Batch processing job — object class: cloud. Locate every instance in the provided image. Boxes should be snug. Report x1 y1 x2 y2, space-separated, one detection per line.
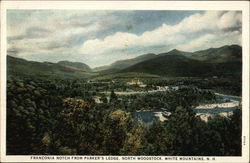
218 11 242 30
7 12 108 59
175 34 216 51
78 11 241 56
8 27 52 41
7 10 242 67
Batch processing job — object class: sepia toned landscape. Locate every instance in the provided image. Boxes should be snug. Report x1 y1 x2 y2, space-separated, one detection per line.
7 10 242 156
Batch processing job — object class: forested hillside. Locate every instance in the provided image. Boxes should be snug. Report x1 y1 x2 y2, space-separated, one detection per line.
6 45 242 156
7 76 241 155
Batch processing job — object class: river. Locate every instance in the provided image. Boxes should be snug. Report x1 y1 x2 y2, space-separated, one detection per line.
132 93 241 124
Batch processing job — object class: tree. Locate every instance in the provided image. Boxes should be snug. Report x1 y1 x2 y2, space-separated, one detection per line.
102 109 144 155
163 106 207 155
143 120 174 155
120 122 144 155
110 90 117 103
228 109 242 155
56 98 92 154
100 94 108 103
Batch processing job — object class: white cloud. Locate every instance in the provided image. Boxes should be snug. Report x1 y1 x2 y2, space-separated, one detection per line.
7 10 242 67
218 11 242 29
175 34 216 51
175 31 241 52
7 12 108 60
79 23 187 55
79 11 241 58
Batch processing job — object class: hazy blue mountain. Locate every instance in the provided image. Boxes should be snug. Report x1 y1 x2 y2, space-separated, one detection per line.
57 60 92 72
93 53 156 72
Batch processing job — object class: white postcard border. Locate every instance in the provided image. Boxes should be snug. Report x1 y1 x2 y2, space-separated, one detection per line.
1 1 249 162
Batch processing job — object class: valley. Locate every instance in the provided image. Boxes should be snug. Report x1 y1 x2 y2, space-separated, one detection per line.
6 44 242 156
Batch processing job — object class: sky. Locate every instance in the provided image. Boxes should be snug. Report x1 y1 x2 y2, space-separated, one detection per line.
7 10 242 68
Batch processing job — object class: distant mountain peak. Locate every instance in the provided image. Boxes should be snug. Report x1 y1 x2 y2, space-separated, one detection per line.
93 53 157 73
170 49 180 52
121 44 242 77
58 60 83 64
192 44 242 63
158 48 190 57
57 60 91 72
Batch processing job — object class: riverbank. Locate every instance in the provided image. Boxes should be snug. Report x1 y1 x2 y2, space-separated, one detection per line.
132 93 241 124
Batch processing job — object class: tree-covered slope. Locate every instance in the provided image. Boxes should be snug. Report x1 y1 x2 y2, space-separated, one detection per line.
120 45 242 77
93 53 156 72
121 54 241 77
57 60 92 72
7 56 94 79
190 45 242 63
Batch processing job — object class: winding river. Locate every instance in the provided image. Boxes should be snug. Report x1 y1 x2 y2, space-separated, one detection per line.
132 93 241 124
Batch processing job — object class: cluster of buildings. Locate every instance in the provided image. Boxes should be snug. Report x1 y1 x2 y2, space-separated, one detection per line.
126 79 147 88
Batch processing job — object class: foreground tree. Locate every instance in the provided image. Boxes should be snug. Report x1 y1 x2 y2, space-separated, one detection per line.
102 109 144 155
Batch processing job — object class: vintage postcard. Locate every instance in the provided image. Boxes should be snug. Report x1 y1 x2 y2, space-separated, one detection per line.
0 1 249 163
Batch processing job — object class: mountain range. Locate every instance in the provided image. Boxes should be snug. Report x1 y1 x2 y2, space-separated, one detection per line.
7 56 95 79
189 45 242 63
7 44 242 78
93 53 156 73
121 45 242 77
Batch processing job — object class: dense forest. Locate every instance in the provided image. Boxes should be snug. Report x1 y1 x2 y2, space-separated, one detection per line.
7 75 241 156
